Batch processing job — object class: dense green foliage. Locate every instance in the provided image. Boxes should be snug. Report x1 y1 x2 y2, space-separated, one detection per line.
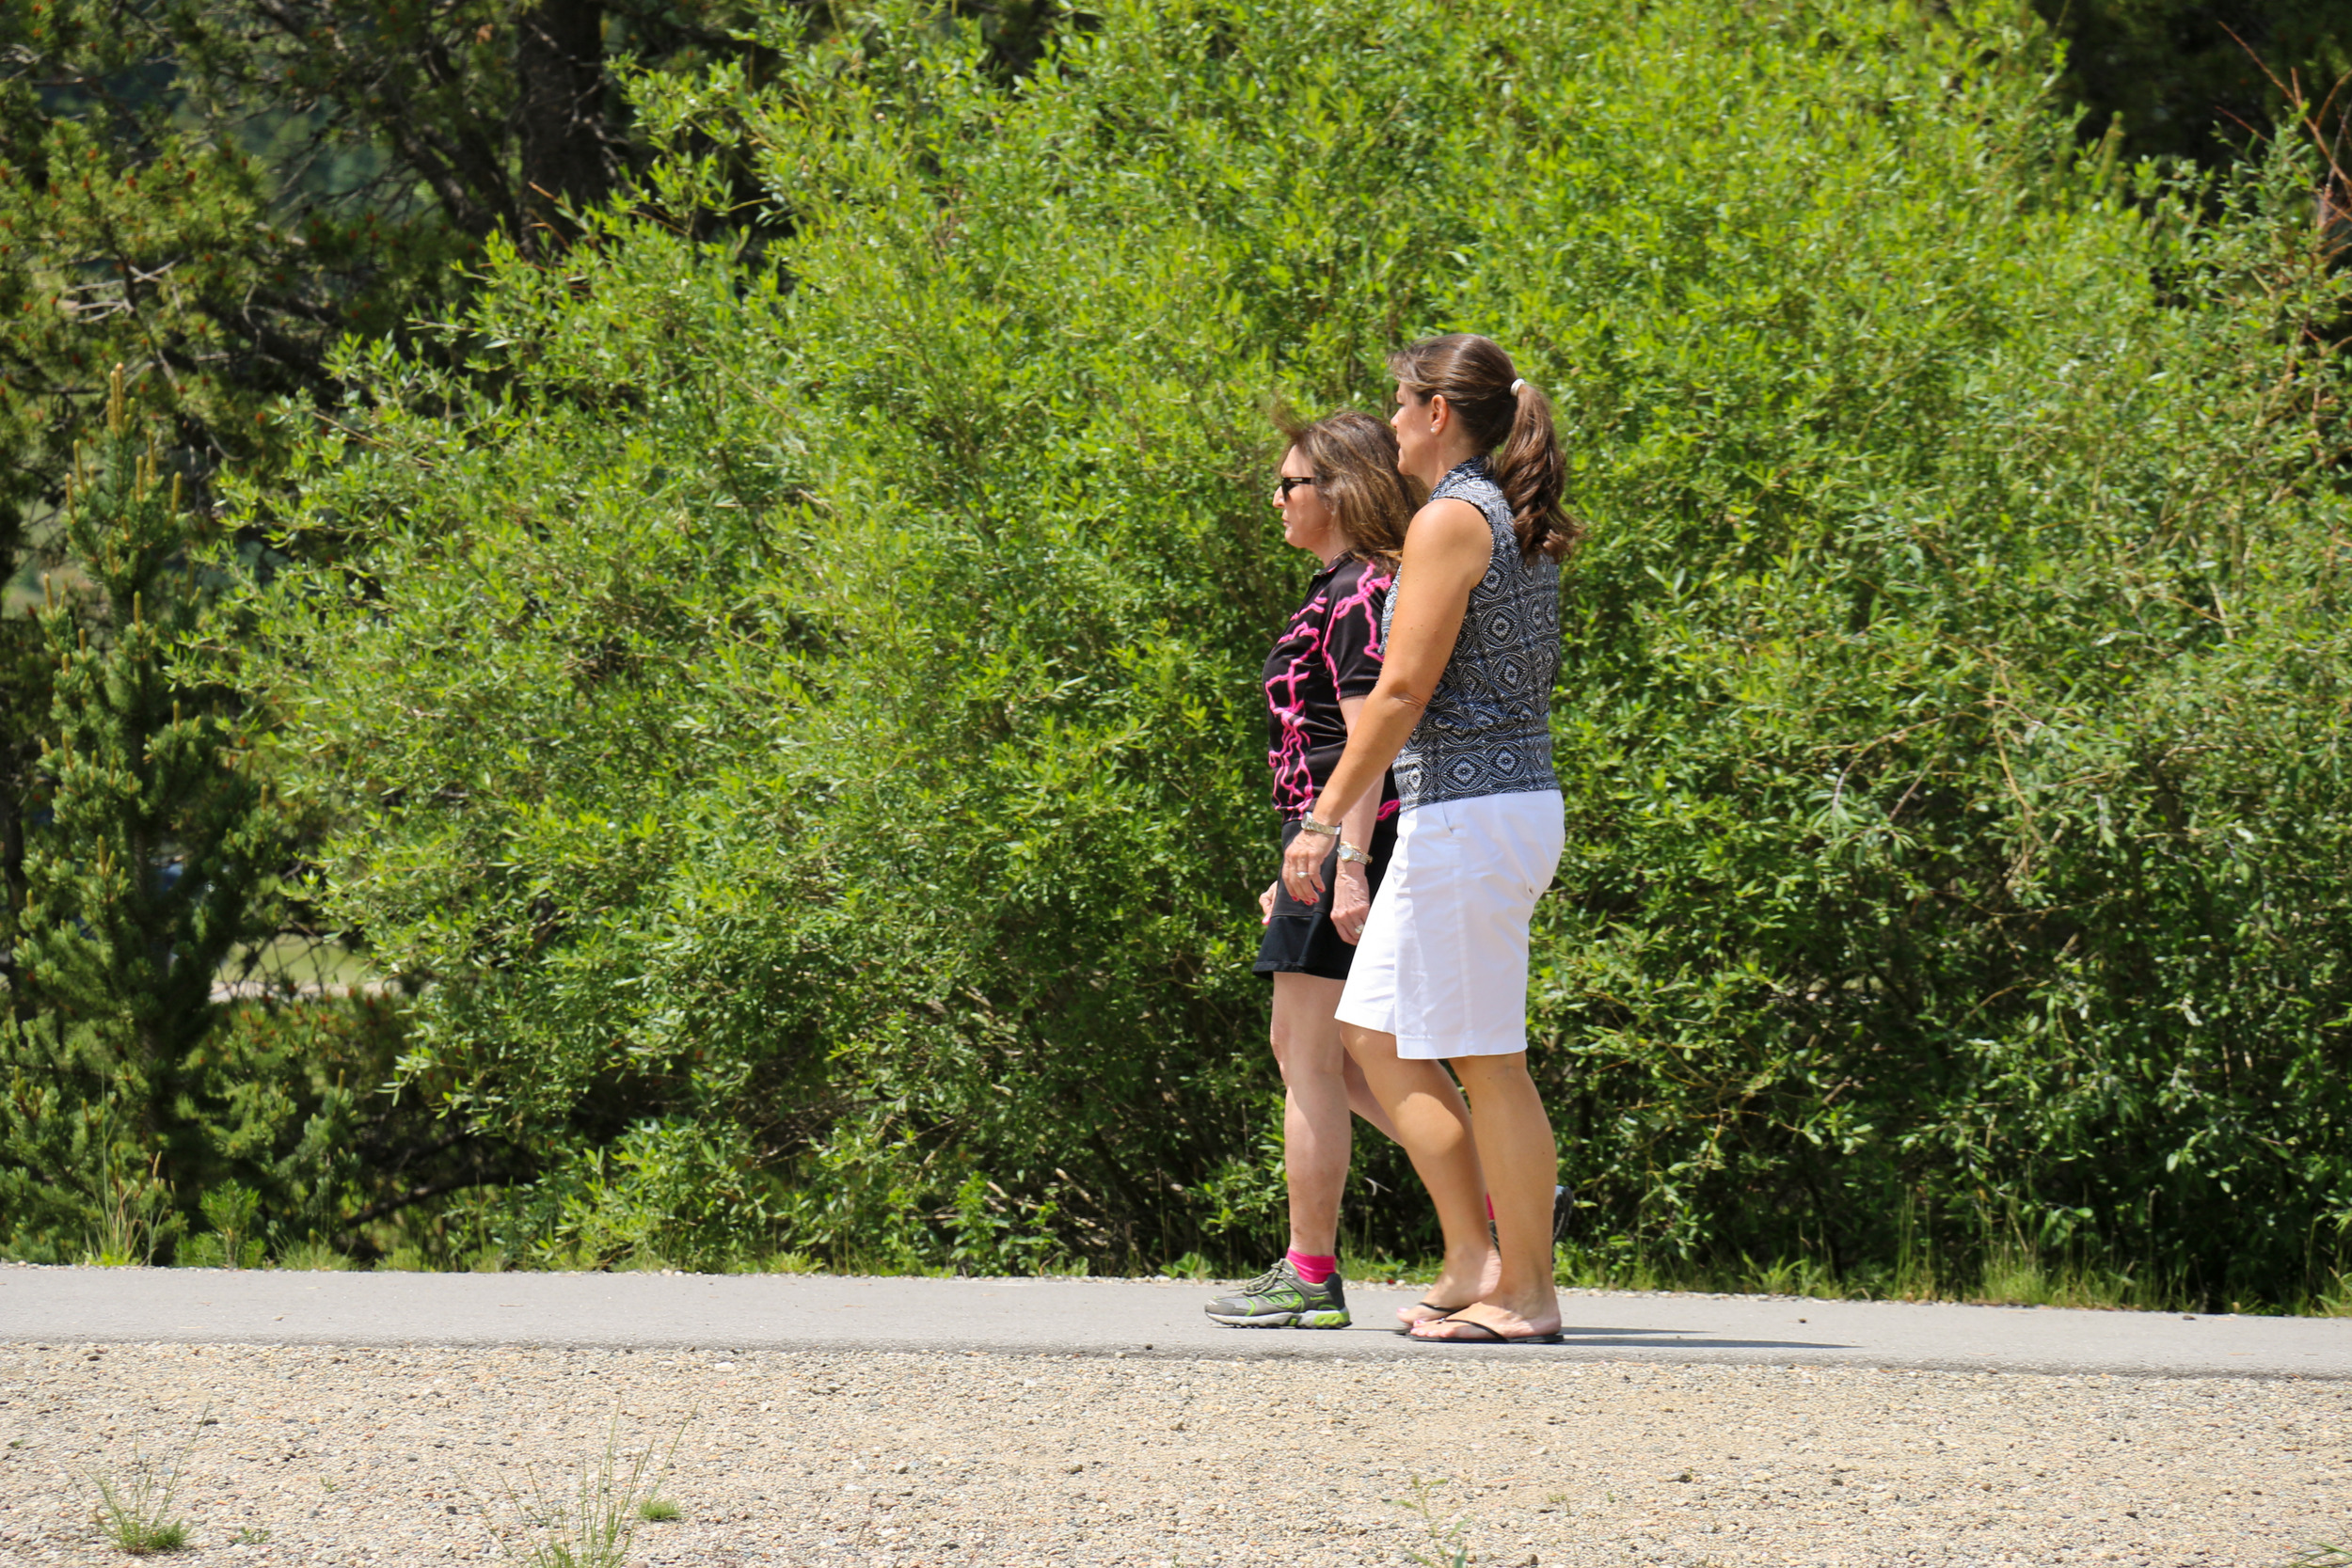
200 0 2352 1305
0 368 460 1266
0 0 1075 524
0 0 1069 1263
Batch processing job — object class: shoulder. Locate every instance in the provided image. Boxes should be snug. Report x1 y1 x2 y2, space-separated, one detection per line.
1405 495 1496 559
1328 556 1391 598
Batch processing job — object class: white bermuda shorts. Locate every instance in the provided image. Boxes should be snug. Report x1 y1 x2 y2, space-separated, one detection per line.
1334 789 1565 1060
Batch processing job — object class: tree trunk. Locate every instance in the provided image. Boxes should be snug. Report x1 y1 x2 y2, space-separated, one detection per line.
515 0 610 248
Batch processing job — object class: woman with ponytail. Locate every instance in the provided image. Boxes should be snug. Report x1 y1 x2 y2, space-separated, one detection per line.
1279 333 1579 1343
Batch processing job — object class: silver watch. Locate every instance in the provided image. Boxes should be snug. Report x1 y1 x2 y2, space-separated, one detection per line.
1298 813 1341 838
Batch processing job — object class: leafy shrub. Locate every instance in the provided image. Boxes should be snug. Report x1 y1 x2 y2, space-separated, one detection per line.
232 0 2352 1305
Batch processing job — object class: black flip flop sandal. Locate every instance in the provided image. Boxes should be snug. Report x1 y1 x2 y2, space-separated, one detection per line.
1408 1316 1564 1346
1394 1298 1471 1333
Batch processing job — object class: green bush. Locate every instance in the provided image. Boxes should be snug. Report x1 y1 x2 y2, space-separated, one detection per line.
230 0 2352 1305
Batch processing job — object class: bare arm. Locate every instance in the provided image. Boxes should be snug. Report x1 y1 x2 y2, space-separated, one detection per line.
1280 498 1494 904
1326 693 1380 942
1333 694 1382 857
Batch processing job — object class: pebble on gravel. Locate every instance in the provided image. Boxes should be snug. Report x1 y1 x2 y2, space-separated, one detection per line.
0 1341 2346 1566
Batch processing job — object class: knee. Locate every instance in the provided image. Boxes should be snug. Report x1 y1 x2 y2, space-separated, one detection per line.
1272 1027 1343 1085
1454 1052 1535 1101
1266 1028 1295 1080
1268 1018 1302 1070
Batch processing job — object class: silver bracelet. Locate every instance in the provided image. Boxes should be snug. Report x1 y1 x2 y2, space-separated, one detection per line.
1336 842 1373 866
1298 813 1341 838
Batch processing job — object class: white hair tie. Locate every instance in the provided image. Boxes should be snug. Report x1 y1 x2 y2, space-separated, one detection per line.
1509 378 1526 395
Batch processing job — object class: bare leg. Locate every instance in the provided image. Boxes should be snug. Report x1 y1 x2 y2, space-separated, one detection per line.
1269 974 1355 1258
1409 1052 1560 1339
1342 1050 1402 1145
1342 1021 1496 1316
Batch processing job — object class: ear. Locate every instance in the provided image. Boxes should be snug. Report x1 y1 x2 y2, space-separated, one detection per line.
1426 394 1451 433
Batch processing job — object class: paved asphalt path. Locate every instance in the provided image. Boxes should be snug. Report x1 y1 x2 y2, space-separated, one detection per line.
8 1264 2349 1379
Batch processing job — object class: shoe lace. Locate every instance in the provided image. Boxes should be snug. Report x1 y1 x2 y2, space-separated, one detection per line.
1240 1262 1294 1296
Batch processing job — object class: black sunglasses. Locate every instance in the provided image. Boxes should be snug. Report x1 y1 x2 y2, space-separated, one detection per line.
1276 475 1319 500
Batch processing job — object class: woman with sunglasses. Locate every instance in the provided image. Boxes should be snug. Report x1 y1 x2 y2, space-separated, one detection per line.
1203 410 1427 1331
1280 334 1578 1344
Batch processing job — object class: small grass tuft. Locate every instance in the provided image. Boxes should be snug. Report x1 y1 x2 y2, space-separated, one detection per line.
481 1412 690 1568
87 1407 205 1556
102 1514 184 1555
85 1153 175 1268
638 1497 681 1523
273 1235 354 1272
2282 1547 2352 1566
755 1250 822 1275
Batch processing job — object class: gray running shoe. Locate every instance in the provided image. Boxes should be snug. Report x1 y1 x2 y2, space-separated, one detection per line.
1203 1259 1350 1328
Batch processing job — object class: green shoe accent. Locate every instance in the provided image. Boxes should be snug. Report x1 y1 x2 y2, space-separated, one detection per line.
1202 1259 1350 1328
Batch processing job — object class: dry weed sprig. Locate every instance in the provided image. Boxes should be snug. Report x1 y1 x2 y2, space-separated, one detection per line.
478 1410 691 1568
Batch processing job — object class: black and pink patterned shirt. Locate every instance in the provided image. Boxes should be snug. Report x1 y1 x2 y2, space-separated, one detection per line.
1263 555 1399 822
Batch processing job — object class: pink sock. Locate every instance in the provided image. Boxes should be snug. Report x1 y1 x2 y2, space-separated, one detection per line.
1286 1247 1337 1285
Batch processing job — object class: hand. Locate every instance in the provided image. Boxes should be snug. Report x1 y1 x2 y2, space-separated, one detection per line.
1281 827 1331 907
1330 863 1372 945
1259 881 1279 924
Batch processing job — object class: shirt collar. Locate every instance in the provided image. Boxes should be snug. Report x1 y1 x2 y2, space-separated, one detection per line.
1437 454 1492 490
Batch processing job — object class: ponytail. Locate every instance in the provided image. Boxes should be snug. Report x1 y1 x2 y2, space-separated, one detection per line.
1494 379 1574 563
1387 333 1584 564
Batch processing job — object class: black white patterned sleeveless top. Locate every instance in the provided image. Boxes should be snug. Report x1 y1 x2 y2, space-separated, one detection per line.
1382 456 1561 811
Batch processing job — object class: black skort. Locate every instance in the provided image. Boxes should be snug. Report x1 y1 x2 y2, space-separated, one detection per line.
1254 814 1399 982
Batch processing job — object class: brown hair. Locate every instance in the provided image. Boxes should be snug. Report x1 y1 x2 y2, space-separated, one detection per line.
1387 333 1581 563
1279 408 1423 572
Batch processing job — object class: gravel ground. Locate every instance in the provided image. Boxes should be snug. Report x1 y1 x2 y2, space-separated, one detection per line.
3 1338 2347 1566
